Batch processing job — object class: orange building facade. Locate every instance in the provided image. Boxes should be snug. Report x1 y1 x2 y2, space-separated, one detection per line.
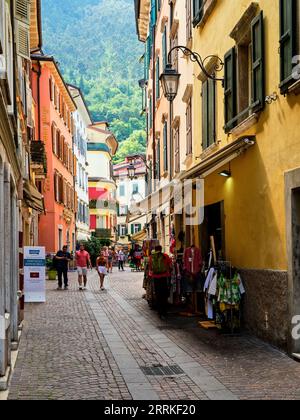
31 55 77 254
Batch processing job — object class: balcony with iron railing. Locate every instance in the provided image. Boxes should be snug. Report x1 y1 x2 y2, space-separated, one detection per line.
89 199 117 212
94 228 113 239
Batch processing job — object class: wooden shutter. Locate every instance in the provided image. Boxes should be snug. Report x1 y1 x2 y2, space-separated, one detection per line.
51 124 56 154
54 172 57 202
15 0 30 24
69 149 73 174
186 0 192 43
186 98 192 155
162 26 167 70
163 121 168 172
251 11 265 111
279 0 297 91
16 21 30 59
156 56 160 99
49 78 53 101
56 130 60 156
156 139 161 179
131 224 134 235
224 47 237 132
208 79 216 146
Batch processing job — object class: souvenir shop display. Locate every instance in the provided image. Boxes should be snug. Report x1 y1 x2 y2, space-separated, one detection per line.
129 244 144 272
203 261 245 333
142 239 160 308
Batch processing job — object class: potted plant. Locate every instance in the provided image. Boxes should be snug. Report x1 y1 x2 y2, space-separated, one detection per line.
46 254 57 281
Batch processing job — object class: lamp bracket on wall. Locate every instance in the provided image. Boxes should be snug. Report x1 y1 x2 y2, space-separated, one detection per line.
168 46 224 84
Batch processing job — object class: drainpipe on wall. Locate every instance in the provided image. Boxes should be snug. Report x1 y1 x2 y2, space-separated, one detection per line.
152 25 156 191
152 24 157 239
31 63 42 141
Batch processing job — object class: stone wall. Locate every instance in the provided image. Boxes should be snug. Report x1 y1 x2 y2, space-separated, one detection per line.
240 269 289 350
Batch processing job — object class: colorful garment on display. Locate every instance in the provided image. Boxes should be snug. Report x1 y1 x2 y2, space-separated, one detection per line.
203 266 245 322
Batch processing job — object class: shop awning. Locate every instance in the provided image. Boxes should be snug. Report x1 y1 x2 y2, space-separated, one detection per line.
131 229 147 243
23 181 44 213
179 136 256 180
136 181 175 215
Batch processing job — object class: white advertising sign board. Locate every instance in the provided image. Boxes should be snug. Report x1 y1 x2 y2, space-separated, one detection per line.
24 247 46 303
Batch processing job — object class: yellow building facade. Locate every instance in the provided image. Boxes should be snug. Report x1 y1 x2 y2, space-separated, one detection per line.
136 0 300 353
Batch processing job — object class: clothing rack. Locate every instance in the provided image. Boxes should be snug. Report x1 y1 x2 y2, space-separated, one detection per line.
213 260 241 335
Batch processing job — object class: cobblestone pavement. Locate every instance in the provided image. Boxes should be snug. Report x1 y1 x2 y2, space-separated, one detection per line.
7 268 300 400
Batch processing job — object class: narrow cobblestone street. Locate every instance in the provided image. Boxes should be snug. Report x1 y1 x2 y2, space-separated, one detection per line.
6 269 300 400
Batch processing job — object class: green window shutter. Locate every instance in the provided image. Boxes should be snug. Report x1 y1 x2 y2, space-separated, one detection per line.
193 0 203 27
224 47 237 133
251 11 265 111
138 224 142 231
131 224 134 235
151 0 157 27
163 121 168 172
279 0 297 92
156 56 160 99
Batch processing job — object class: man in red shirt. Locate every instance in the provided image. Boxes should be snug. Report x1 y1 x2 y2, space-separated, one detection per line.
76 244 92 291
149 245 172 319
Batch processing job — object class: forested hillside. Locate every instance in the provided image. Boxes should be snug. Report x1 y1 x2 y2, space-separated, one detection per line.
42 0 146 161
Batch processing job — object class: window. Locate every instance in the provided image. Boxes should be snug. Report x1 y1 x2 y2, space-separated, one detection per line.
202 78 216 149
51 123 57 154
133 224 142 234
163 120 168 172
119 184 125 197
149 95 153 129
186 0 193 43
279 0 299 92
58 228 63 251
193 0 204 27
49 77 53 101
55 130 60 157
162 25 168 70
171 31 179 72
186 97 193 155
133 183 139 194
119 205 128 216
156 138 161 180
120 225 127 236
156 56 160 100
173 124 180 173
224 10 265 132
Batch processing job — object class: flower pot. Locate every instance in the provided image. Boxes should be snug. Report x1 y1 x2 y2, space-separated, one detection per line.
48 270 57 281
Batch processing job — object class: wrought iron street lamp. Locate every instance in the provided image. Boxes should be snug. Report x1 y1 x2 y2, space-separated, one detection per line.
127 163 136 180
160 64 181 102
160 46 224 102
127 155 150 180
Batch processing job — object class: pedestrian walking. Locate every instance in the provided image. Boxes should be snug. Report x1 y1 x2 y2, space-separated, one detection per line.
96 251 108 291
107 247 114 273
149 245 172 319
76 244 91 291
55 246 72 290
117 249 125 271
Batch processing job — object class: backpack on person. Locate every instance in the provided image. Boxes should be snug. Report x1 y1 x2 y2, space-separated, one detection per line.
151 253 169 275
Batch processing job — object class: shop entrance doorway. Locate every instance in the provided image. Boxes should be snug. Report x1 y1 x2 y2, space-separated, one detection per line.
285 168 300 355
290 188 300 354
200 201 225 263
